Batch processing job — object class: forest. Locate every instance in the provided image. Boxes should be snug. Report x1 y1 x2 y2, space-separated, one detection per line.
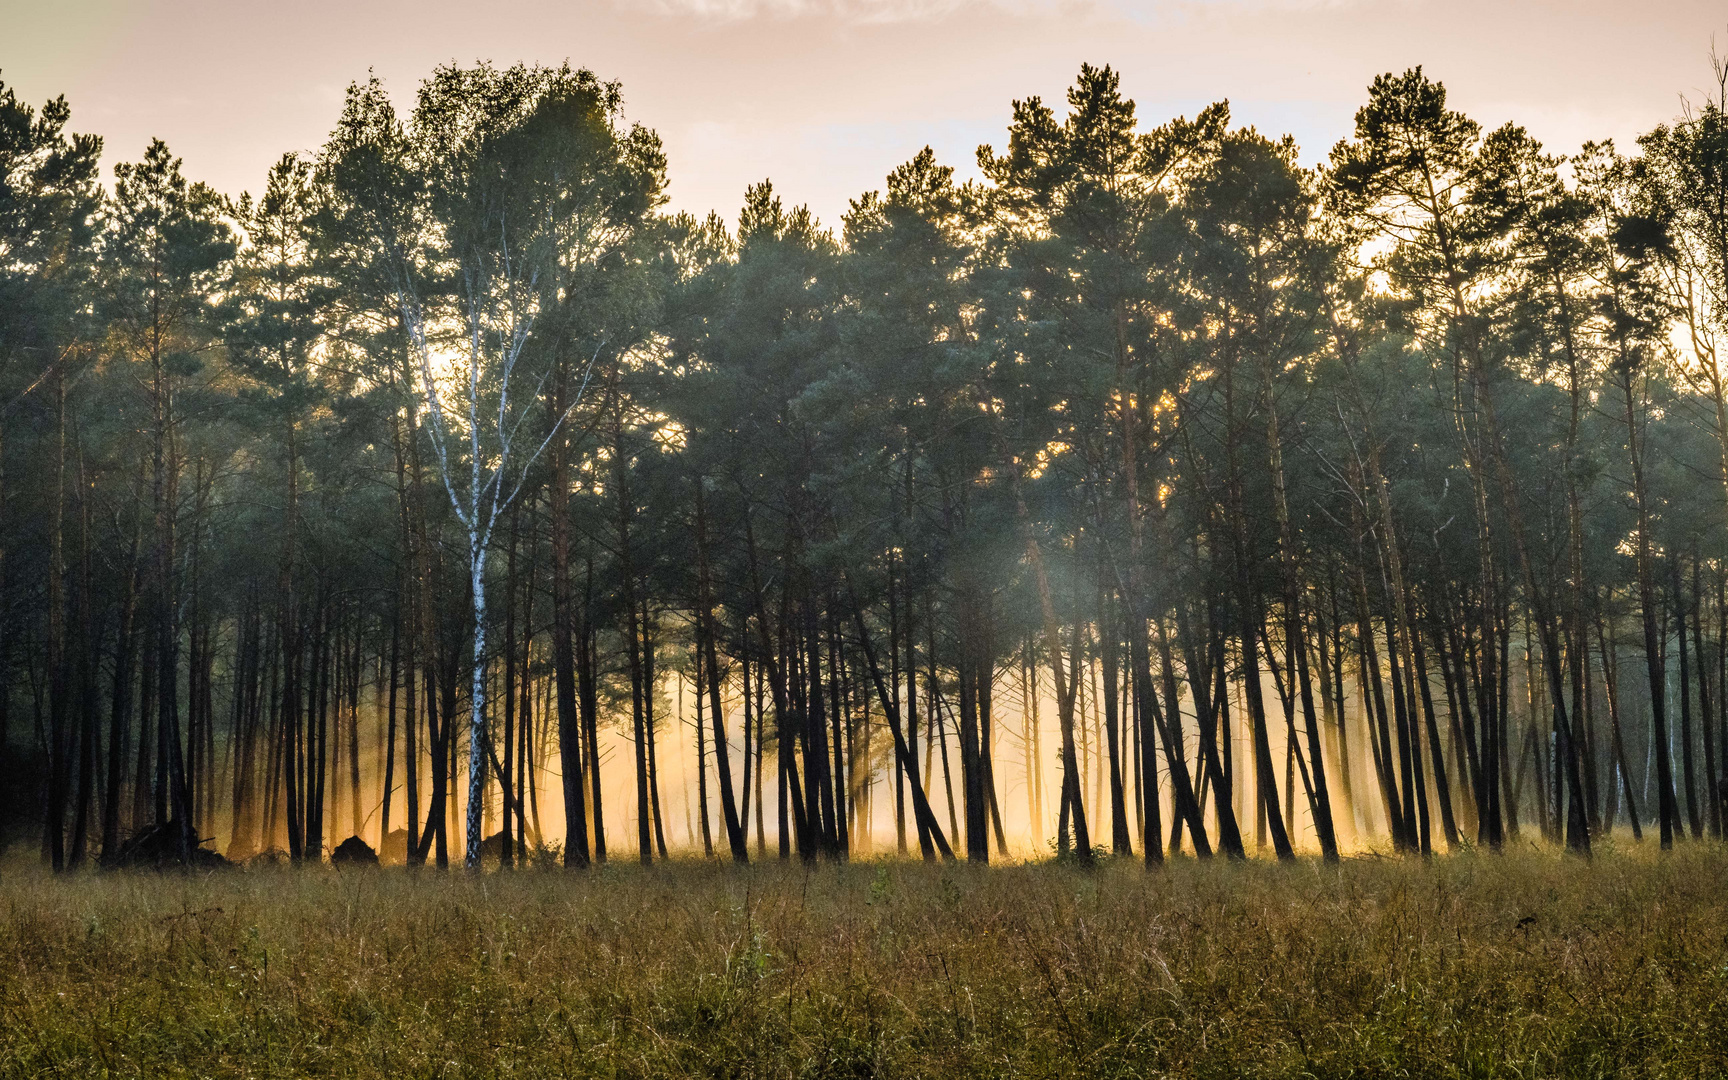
3 52 1728 880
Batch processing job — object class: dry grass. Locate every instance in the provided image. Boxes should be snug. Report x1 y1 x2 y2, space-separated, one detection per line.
2 842 1726 1078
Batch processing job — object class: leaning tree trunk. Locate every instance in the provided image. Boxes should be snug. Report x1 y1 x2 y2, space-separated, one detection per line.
1263 358 1338 861
1017 490 1091 864
695 480 748 861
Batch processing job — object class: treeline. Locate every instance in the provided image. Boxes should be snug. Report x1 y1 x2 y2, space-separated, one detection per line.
2 55 1727 871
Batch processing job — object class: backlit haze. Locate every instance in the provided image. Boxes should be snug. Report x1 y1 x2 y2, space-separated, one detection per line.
4 0 1725 854
3 0 1723 230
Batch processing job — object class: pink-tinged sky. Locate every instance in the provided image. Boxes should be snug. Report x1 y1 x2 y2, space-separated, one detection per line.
3 0 1724 230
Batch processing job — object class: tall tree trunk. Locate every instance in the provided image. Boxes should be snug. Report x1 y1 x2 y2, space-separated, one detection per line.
1263 360 1338 861
382 610 399 853
104 561 142 862
581 553 606 861
616 448 652 865
1020 516 1091 865
1703 560 1724 839
1097 581 1132 856
695 481 746 861
957 585 990 862
1619 365 1681 847
1597 608 1642 839
1408 592 1460 849
1673 558 1703 838
546 384 589 866
46 374 68 869
643 602 669 860
847 591 953 860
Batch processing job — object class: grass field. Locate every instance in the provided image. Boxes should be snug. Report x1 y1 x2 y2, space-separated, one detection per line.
3 843 1726 1078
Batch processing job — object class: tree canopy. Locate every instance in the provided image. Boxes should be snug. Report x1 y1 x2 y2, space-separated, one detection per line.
4 56 1728 870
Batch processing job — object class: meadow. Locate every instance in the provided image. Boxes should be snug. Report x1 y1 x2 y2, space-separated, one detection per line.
3 844 1726 1078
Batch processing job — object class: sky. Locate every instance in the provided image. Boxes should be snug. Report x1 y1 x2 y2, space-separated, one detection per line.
2 0 1724 234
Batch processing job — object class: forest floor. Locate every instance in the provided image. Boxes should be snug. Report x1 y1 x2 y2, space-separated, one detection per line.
1 841 1725 1078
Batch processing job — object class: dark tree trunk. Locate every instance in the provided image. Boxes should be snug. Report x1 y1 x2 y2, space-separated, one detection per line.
548 364 589 868
1674 558 1703 838
1693 558 1719 838
1097 583 1132 856
695 481 746 861
102 533 142 864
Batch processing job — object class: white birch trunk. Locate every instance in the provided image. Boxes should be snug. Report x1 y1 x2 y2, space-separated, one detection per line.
467 540 489 867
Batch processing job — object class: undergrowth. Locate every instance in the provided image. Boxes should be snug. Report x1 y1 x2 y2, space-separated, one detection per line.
2 843 1724 1078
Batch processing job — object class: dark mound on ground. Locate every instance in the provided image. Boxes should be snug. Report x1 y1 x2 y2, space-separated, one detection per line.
111 822 230 869
331 835 379 866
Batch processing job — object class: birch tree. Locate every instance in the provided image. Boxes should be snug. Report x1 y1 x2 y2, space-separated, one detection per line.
394 64 608 869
